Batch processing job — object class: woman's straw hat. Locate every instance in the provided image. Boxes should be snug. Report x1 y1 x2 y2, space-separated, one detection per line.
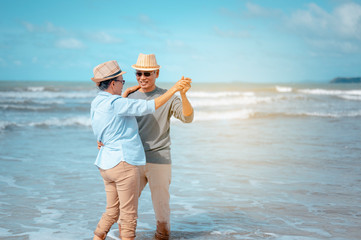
131 53 161 71
91 60 126 84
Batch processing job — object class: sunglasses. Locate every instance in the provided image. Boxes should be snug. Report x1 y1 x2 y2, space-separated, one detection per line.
135 71 154 77
114 79 125 84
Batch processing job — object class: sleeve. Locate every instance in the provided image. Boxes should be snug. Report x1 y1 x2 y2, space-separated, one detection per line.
170 95 194 123
112 97 155 117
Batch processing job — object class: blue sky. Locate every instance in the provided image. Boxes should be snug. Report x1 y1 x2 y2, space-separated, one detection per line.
1 0 361 83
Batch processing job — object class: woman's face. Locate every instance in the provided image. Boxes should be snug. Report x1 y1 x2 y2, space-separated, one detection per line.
113 75 124 95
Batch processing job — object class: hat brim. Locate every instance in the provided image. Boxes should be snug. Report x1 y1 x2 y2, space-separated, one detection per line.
131 64 161 71
91 71 126 83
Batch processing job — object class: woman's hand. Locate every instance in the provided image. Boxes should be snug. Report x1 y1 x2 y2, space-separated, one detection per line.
97 141 104 150
122 85 141 98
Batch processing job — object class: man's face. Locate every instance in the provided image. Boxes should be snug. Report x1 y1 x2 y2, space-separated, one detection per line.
135 70 158 92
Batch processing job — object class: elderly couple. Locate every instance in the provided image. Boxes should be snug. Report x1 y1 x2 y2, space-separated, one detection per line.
90 53 194 240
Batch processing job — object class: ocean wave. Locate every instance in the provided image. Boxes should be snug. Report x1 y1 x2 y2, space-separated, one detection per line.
0 90 97 99
298 89 361 96
0 116 91 132
0 103 90 112
191 96 273 107
28 116 91 127
253 111 361 119
189 110 361 122
193 109 254 121
275 86 293 93
0 98 65 105
27 86 46 92
299 111 361 118
187 91 253 98
0 104 53 111
338 95 361 101
0 121 17 131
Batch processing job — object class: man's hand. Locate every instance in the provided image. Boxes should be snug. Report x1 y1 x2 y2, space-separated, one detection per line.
174 76 192 92
122 85 141 98
97 141 104 150
181 80 191 94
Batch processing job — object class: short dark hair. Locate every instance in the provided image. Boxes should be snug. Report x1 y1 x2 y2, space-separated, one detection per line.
98 77 117 91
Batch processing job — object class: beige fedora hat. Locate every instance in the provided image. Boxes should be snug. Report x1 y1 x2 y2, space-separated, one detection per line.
91 60 126 84
131 53 161 71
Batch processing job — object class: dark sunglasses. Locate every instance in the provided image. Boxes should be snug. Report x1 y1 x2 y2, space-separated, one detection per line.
135 71 153 77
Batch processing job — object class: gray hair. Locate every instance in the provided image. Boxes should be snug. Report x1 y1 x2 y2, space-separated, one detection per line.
98 77 117 91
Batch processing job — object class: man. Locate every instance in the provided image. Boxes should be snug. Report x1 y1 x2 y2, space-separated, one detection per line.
126 53 194 239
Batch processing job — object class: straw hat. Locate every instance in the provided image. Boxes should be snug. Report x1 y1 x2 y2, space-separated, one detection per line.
91 60 126 84
132 53 161 71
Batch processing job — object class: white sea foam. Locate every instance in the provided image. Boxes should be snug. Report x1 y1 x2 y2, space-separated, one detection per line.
276 86 293 92
34 206 62 225
0 98 65 105
0 227 12 237
187 91 252 98
0 121 16 131
190 96 273 107
1 116 91 131
0 90 97 99
194 109 254 121
0 104 51 111
211 230 237 235
277 236 324 240
28 116 91 127
298 111 361 118
298 89 361 96
338 95 361 101
0 175 17 187
27 86 46 92
107 230 121 240
0 175 31 190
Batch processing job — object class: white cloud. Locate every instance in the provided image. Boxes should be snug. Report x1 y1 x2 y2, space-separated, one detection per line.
55 38 84 49
166 40 185 48
306 39 360 53
288 3 330 33
134 14 170 36
286 2 361 53
13 60 22 66
214 26 250 38
245 2 281 17
139 14 153 25
91 32 122 44
334 2 361 39
22 21 35 32
288 2 361 40
21 21 67 35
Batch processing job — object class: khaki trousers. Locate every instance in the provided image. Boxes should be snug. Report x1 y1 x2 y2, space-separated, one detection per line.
139 163 171 234
94 161 139 239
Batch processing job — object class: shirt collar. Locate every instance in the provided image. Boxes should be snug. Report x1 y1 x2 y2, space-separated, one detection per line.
98 91 112 97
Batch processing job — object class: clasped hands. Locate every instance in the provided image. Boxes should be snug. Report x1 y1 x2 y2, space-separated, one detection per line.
174 76 192 94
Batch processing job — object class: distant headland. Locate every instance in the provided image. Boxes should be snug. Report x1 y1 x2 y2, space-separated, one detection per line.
331 77 361 83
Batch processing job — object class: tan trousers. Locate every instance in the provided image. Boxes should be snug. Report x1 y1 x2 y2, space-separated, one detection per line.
139 163 171 236
94 161 139 239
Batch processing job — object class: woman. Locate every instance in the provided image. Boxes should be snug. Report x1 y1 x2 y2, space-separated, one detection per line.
90 60 190 240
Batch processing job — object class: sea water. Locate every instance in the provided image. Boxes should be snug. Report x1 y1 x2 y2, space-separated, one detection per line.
0 81 360 240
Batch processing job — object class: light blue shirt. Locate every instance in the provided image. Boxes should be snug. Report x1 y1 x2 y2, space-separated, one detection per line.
90 91 155 169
